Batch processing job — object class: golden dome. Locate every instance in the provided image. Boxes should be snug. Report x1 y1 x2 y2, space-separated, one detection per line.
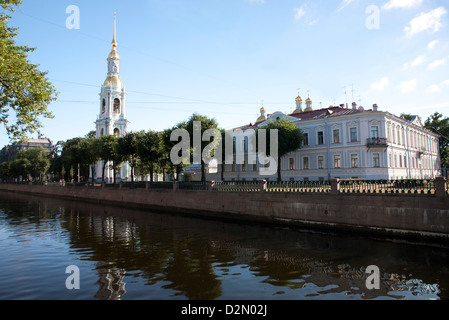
257 115 267 122
295 95 303 103
103 76 123 89
306 97 312 104
108 49 120 60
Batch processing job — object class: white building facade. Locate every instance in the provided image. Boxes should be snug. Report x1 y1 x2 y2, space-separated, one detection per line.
211 95 441 182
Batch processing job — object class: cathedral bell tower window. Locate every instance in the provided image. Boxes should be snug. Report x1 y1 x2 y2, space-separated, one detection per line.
113 98 121 114
102 99 106 114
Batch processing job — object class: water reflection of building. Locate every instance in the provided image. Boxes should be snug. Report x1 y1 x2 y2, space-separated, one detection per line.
94 262 127 300
212 240 441 299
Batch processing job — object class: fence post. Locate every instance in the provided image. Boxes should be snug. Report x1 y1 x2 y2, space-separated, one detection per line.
173 181 179 192
331 178 340 195
119 181 123 189
209 180 215 192
145 181 150 190
435 177 447 198
260 179 267 193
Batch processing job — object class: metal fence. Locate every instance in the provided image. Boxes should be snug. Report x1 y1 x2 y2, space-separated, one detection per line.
212 181 261 192
2 178 447 197
339 179 435 195
266 181 331 193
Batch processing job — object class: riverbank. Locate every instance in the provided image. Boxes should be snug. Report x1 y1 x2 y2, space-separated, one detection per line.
0 183 448 242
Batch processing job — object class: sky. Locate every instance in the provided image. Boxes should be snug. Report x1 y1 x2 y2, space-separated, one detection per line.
1 0 449 148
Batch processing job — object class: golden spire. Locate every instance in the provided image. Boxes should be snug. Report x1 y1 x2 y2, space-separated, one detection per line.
304 90 313 111
112 13 117 48
295 88 303 103
257 100 267 122
108 13 119 60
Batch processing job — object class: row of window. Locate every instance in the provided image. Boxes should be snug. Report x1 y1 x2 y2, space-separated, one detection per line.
289 153 380 170
222 153 382 172
302 126 378 146
389 153 440 170
387 123 438 152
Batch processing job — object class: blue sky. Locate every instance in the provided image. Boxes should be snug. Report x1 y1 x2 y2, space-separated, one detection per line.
2 0 448 147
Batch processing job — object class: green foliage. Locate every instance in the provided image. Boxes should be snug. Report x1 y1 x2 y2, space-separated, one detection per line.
95 134 118 183
0 0 58 142
15 147 49 180
136 130 161 182
425 112 449 168
257 118 304 181
116 132 140 182
184 113 220 182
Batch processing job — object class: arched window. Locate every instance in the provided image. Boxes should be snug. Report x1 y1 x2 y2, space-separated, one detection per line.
114 128 120 137
113 98 121 114
102 99 106 114
100 128 104 137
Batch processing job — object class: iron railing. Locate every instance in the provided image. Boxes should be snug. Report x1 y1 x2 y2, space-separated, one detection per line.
339 179 435 195
1 178 445 197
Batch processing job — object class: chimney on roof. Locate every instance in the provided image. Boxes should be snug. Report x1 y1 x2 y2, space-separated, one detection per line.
373 104 378 112
352 102 357 110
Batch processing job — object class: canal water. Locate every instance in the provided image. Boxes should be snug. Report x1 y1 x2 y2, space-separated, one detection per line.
0 191 447 300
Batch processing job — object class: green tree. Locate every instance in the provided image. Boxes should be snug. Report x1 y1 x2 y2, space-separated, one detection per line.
136 130 161 183
79 137 99 185
61 137 86 182
96 135 118 183
425 112 449 169
116 131 140 184
0 161 10 180
184 114 220 183
9 157 29 180
160 127 187 181
16 147 49 181
257 118 304 182
0 0 58 142
400 114 414 121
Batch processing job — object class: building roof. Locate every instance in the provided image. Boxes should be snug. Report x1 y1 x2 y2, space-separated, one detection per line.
233 106 361 130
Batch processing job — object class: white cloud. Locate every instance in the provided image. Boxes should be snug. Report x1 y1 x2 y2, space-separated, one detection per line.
403 55 426 68
294 7 306 21
411 100 449 112
371 77 390 91
425 84 441 93
404 7 447 37
383 0 423 10
428 57 448 69
337 0 355 12
400 79 417 93
428 40 439 50
425 79 449 93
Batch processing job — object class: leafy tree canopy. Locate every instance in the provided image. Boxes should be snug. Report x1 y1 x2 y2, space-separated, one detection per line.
0 0 58 142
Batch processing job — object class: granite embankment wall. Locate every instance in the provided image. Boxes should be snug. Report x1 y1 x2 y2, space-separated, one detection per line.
0 183 448 241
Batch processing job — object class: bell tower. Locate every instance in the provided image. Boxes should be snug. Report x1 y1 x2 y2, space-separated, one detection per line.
96 13 129 139
93 14 130 182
